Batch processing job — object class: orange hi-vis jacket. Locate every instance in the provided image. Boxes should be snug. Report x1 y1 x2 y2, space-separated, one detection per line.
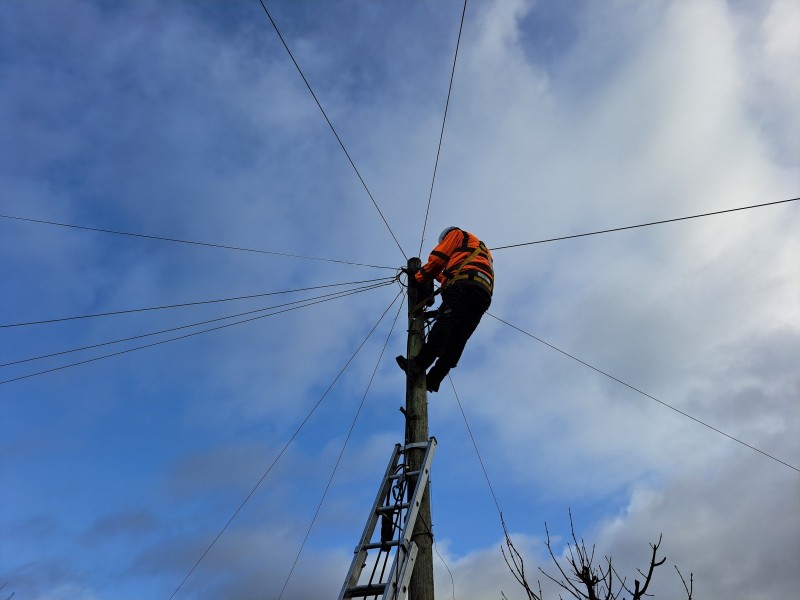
416 228 494 294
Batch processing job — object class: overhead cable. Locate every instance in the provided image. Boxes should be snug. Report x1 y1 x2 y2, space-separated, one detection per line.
167 290 403 600
490 197 800 251
277 293 404 599
448 375 504 518
488 313 800 474
0 276 395 329
429 514 457 600
256 0 408 261
0 281 393 369
1 282 393 385
418 0 469 257
0 213 395 269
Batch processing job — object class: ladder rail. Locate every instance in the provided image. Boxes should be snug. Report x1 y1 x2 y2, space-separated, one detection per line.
338 444 402 600
339 438 437 600
383 541 418 600
380 439 436 600
398 438 436 550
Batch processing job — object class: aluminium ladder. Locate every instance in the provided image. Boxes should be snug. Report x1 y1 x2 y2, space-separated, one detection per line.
338 438 437 600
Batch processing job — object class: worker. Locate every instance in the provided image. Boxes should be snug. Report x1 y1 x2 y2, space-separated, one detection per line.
396 226 494 392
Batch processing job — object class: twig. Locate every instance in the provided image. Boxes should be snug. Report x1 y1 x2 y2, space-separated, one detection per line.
675 566 694 600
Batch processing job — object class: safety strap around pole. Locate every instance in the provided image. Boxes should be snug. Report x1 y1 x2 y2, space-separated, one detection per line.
410 287 441 314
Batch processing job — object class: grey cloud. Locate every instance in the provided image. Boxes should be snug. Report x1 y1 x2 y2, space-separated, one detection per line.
2 0 798 598
81 510 159 544
130 525 349 599
590 453 800 600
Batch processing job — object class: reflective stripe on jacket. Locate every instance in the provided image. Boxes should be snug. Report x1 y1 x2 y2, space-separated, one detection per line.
415 229 494 292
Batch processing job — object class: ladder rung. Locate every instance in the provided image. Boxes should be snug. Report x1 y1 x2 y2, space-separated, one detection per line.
363 539 400 550
345 583 386 598
389 469 420 480
376 503 409 514
345 584 386 598
402 441 429 451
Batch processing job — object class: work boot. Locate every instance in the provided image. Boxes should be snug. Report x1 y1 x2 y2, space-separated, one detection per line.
425 360 451 393
395 355 424 376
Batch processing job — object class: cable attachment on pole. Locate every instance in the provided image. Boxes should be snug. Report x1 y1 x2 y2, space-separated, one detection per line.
394 267 408 288
404 264 438 314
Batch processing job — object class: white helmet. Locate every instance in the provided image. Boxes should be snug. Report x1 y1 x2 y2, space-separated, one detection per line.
438 226 460 243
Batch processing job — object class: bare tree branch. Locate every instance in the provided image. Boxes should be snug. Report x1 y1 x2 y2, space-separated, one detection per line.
634 534 666 599
501 514 543 600
609 562 633 598
542 522 587 599
502 512 692 600
675 566 694 600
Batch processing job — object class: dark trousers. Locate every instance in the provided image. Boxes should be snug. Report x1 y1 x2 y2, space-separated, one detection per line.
417 282 491 369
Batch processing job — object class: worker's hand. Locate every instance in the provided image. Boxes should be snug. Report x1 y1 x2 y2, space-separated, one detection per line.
402 268 421 289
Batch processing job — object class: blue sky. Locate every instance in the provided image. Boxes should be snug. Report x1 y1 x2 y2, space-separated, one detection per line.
2 1 799 599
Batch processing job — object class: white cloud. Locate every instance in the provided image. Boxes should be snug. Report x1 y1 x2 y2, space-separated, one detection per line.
2 1 798 599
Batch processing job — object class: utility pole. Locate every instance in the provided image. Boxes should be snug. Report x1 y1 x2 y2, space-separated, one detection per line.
405 257 435 600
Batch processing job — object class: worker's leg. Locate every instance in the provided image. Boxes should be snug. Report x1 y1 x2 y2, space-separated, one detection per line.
395 306 444 375
424 359 452 392
406 292 456 372
423 297 455 358
438 284 491 367
426 284 491 392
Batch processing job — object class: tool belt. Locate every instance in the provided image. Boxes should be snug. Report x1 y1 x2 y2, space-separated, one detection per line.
449 270 493 294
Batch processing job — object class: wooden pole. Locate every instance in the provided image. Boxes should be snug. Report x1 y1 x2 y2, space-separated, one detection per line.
405 257 435 600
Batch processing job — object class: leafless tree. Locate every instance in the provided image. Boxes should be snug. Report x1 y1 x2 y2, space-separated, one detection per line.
500 510 693 600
